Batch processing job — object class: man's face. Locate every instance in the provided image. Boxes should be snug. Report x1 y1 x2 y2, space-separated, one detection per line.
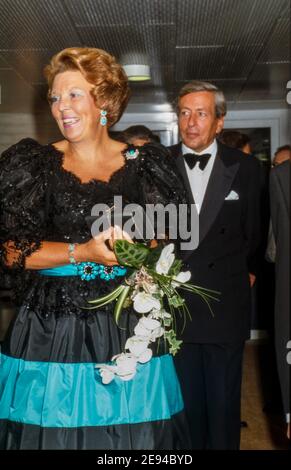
273 149 290 166
178 91 224 152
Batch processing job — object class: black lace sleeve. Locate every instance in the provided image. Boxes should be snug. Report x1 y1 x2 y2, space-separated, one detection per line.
0 138 49 270
124 143 188 241
134 143 187 207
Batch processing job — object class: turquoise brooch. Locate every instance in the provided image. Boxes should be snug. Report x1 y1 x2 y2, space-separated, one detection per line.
76 262 127 281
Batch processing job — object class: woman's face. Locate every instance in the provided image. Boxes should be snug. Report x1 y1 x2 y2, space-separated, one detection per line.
50 70 101 143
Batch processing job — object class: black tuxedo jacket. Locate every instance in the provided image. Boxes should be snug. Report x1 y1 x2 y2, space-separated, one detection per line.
169 142 261 343
270 161 290 417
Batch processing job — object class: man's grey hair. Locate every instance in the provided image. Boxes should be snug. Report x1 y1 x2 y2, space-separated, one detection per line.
176 80 227 118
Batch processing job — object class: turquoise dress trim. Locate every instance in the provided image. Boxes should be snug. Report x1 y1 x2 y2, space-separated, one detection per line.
39 263 127 281
39 264 79 276
0 353 184 428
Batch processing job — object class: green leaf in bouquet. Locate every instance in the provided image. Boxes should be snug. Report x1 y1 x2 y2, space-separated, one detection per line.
169 339 183 356
163 316 172 327
168 259 183 276
114 285 131 325
165 330 183 356
83 285 125 309
147 270 174 295
177 283 220 317
168 294 185 308
114 239 149 268
122 296 133 308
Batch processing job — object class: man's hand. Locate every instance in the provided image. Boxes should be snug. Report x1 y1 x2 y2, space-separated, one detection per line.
249 273 256 288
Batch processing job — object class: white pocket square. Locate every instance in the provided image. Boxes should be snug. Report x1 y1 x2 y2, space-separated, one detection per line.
225 190 239 201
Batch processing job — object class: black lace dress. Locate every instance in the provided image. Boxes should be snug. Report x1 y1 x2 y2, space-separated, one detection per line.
0 138 190 450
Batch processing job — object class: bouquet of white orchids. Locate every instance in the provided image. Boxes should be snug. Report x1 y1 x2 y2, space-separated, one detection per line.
87 241 219 384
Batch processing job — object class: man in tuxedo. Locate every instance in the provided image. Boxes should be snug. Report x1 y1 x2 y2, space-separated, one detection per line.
269 160 290 439
169 81 261 449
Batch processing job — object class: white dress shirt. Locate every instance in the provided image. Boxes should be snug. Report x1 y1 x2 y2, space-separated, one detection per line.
182 139 217 214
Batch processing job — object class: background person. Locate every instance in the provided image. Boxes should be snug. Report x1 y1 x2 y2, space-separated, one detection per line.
269 159 290 440
120 124 161 146
272 145 291 167
220 130 252 154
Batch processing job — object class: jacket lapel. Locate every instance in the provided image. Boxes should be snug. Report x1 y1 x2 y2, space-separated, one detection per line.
198 143 240 243
171 142 240 257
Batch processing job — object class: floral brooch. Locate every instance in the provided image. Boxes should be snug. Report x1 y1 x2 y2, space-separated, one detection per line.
124 146 140 160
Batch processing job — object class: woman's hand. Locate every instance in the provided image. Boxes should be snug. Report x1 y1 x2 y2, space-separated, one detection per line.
8 227 134 270
76 226 133 266
107 225 133 251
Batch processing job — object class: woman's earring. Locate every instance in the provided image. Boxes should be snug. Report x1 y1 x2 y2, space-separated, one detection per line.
100 110 107 126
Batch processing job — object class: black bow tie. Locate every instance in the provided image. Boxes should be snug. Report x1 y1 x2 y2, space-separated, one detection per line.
183 153 211 170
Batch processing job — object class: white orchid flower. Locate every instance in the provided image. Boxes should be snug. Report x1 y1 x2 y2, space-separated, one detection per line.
134 321 152 338
125 335 150 357
150 326 165 341
114 353 137 381
96 364 117 384
137 348 153 364
156 243 175 275
172 271 191 287
134 316 162 337
133 316 164 343
150 309 171 320
133 292 161 313
139 316 161 330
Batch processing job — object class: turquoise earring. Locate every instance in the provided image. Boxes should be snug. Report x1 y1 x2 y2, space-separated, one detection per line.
100 110 107 126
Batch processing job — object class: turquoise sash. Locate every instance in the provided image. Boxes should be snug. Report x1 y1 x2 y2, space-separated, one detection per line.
39 263 127 281
39 264 78 276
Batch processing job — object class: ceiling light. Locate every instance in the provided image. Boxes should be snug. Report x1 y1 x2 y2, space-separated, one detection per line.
123 64 151 81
